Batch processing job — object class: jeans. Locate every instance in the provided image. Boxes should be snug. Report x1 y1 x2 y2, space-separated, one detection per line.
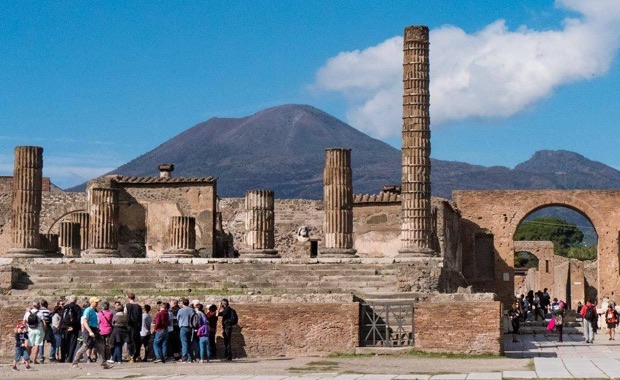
50 331 61 359
199 336 210 360
180 327 192 361
112 343 123 363
153 330 168 361
584 320 595 342
62 330 79 362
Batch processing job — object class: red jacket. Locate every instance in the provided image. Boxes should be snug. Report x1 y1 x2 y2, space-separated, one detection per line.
580 302 595 318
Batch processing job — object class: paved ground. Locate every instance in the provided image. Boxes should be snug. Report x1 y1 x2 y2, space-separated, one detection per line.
4 332 620 379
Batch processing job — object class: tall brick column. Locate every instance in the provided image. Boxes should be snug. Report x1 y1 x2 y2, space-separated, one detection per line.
59 222 81 257
399 25 435 256
71 212 90 252
240 190 279 258
320 148 357 257
8 146 45 257
84 187 120 257
163 216 198 257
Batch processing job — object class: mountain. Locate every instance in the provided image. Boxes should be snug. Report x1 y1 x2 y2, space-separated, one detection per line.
69 105 620 199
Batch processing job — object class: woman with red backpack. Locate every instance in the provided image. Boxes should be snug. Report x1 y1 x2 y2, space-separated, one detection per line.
606 303 619 340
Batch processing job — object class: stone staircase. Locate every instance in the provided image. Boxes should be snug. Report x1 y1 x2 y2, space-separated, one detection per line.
10 262 403 297
517 311 584 336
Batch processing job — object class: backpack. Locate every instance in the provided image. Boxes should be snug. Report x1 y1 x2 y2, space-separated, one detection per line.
229 308 238 326
585 306 597 322
190 312 202 330
62 306 76 327
27 312 40 329
197 324 209 337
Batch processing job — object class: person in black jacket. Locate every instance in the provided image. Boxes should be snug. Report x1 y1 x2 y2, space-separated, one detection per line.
124 293 143 362
218 299 237 361
60 295 81 363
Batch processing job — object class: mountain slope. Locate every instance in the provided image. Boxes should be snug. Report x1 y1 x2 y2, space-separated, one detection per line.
70 105 620 199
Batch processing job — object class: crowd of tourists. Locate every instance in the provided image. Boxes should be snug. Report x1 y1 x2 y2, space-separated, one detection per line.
507 288 620 344
12 294 239 371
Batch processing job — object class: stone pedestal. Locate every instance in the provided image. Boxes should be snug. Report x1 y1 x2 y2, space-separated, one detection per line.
163 216 198 257
84 187 120 257
399 26 436 257
320 148 357 258
40 233 60 255
240 190 279 258
70 212 90 252
59 222 81 257
8 146 45 257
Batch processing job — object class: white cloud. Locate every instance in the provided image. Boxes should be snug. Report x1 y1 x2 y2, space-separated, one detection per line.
312 0 620 139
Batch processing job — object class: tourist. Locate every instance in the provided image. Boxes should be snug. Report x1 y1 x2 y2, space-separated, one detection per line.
153 303 170 363
168 299 180 361
140 304 152 361
13 322 32 371
206 304 218 359
606 303 618 340
71 297 113 369
581 299 598 343
551 297 560 312
542 288 551 314
124 293 143 363
553 301 565 343
191 301 206 361
507 301 521 343
23 301 44 364
49 305 62 362
532 291 544 321
98 301 114 361
577 301 584 314
110 303 129 364
60 295 82 362
177 298 194 362
218 298 238 361
39 299 52 363
195 304 210 363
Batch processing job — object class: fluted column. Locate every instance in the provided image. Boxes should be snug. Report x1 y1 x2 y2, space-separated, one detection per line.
399 25 435 256
162 216 198 257
84 187 120 257
8 146 45 257
59 222 81 257
320 148 357 257
70 212 90 252
240 190 279 258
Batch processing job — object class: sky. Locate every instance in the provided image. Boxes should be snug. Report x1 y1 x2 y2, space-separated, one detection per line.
1 0 620 189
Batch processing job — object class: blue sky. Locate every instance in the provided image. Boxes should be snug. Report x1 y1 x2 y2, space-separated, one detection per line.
1 1 620 189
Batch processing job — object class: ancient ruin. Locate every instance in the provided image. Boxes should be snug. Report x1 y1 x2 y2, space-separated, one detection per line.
0 24 609 359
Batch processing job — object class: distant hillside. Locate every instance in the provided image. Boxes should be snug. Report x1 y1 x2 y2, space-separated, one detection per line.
70 105 620 199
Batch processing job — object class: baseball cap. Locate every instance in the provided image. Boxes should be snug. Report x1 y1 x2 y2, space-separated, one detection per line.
90 296 101 303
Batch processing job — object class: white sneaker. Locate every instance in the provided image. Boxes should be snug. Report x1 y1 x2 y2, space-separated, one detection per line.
106 359 114 364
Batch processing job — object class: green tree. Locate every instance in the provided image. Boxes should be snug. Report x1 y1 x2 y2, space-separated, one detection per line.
514 217 593 261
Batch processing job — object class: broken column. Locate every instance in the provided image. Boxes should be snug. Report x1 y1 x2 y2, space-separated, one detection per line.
399 25 435 256
240 189 279 258
162 216 197 257
8 146 45 257
320 148 357 257
70 212 90 252
59 222 81 257
84 186 120 257
158 163 174 178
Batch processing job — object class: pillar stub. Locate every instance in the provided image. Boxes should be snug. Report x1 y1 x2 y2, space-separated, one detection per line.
82 248 120 258
318 248 357 258
6 248 45 258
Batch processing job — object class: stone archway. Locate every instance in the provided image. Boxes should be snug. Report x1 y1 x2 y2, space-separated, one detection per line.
453 190 618 305
514 241 554 294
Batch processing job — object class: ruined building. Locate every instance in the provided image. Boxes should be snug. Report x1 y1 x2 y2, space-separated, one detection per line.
0 24 615 358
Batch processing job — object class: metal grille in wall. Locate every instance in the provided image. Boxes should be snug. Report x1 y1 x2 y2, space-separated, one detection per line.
359 301 414 346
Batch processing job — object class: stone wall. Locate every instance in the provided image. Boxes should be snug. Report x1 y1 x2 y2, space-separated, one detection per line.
0 301 359 358
414 301 502 355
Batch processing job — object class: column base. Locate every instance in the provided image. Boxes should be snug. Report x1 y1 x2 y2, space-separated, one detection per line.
397 247 437 257
162 249 198 258
6 248 46 258
82 249 120 258
319 248 358 258
239 249 280 258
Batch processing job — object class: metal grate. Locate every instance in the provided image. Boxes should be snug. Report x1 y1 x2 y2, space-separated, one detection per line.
360 301 414 346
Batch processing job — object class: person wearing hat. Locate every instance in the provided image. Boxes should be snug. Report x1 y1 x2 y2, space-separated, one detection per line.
13 322 32 371
71 297 113 369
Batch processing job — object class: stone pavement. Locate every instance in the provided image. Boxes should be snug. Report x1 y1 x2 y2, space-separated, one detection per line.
5 332 620 379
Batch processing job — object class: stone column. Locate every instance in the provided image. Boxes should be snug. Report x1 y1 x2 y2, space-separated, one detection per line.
240 190 279 258
8 146 45 257
59 222 81 257
70 212 90 252
320 148 357 257
40 233 59 255
84 187 120 257
399 25 435 256
163 216 198 257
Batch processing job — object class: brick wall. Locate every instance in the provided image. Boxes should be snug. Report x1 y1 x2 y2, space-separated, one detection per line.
0 302 359 358
414 301 502 355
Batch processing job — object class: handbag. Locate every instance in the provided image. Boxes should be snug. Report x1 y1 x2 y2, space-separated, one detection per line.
546 317 556 331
